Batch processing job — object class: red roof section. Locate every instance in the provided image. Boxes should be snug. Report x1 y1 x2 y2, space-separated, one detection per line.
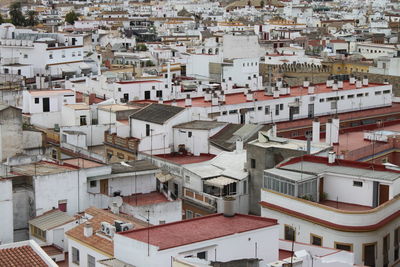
155 153 216 164
0 245 48 267
162 81 385 108
122 191 170 206
119 213 278 250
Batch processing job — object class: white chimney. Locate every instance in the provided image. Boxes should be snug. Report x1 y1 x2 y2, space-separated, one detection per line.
326 77 334 87
337 80 343 89
223 196 235 217
312 118 320 143
356 78 362 88
331 116 340 144
328 151 336 164
362 76 368 86
308 84 315 94
332 82 338 91
246 92 254 101
303 78 310 88
84 222 93 237
236 138 243 152
35 74 41 89
273 88 280 98
349 76 356 84
211 94 219 106
185 94 192 107
111 202 119 214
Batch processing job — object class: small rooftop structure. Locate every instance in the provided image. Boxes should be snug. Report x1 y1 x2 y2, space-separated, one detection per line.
29 209 76 231
130 103 185 125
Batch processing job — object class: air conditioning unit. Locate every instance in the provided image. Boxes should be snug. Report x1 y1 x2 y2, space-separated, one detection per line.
101 222 116 237
120 222 134 232
114 220 124 232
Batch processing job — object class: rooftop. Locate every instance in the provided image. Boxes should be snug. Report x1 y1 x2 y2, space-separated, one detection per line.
122 191 169 207
28 89 74 96
162 81 386 108
64 103 89 110
130 103 185 125
119 213 277 250
0 243 49 267
99 104 141 112
173 120 227 130
110 160 159 174
155 153 216 165
29 209 76 231
65 207 147 256
63 158 104 169
11 161 78 176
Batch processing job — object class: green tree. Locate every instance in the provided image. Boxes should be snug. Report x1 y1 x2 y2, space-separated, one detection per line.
25 10 37 26
65 10 79 25
9 2 25 26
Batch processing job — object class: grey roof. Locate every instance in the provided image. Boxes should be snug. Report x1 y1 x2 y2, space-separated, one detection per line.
210 124 271 151
111 160 159 174
281 162 400 182
29 209 75 230
98 258 135 267
130 104 185 125
173 120 227 130
264 168 317 182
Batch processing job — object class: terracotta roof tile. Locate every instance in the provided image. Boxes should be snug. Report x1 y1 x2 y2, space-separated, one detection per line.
0 246 48 267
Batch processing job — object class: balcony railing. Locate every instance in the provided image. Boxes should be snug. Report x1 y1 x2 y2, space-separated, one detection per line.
104 132 138 152
183 187 217 210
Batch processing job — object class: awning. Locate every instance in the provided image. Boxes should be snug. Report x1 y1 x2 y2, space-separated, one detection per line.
60 64 76 73
204 176 237 188
79 62 91 70
156 172 174 183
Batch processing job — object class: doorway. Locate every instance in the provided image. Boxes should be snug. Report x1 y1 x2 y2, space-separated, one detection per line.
379 184 389 205
100 179 108 195
43 97 50 112
363 243 376 267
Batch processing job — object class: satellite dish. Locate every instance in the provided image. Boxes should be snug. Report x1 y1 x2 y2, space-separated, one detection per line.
108 196 123 208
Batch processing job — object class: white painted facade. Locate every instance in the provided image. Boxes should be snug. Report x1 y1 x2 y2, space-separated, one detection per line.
0 178 13 244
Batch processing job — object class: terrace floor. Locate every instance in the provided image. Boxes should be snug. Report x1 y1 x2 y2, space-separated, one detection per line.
319 200 373 211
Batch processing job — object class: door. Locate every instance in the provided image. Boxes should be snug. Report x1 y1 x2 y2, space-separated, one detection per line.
144 91 150 100
363 243 376 267
308 104 314 118
123 93 129 101
379 184 389 205
53 228 65 250
43 97 50 112
100 179 108 195
319 177 324 201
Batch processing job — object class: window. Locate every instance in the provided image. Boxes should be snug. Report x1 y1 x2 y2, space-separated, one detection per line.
72 247 80 265
279 103 284 110
152 86 156 90
365 93 369 97
229 110 237 114
146 124 150 136
383 90 391 94
243 180 247 194
90 181 97 188
257 106 263 111
72 52 76 57
159 220 166 224
88 254 95 267
395 227 400 260
118 88 121 92
62 52 65 58
80 116 87 126
357 93 363 98
185 175 190 183
195 213 202 218
250 158 256 168
335 242 353 252
49 53 53 59
4 68 8 74
197 251 207 260
310 234 322 246
58 200 67 212
284 225 295 241
188 131 192 138
186 210 193 219
34 98 39 104
275 104 279 116
30 225 46 241
375 91 382 95
156 90 162 98
265 106 270 115
331 101 337 110
353 181 363 187
348 94 354 99
319 98 324 102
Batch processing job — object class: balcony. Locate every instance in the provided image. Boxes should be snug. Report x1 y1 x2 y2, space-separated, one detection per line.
104 132 139 153
183 187 217 210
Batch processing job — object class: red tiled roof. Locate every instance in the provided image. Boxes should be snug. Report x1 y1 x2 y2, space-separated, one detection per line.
0 245 48 267
119 213 278 250
155 153 216 164
122 192 169 206
162 81 385 108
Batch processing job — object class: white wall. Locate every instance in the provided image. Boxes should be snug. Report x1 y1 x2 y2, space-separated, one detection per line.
0 179 13 244
68 237 110 267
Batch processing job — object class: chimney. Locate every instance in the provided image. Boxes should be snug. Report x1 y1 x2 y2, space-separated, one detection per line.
273 87 280 98
337 79 343 89
84 222 93 237
325 118 332 145
362 75 368 86
308 83 315 94
211 93 219 106
326 76 334 87
276 78 283 89
328 151 336 164
111 202 119 214
332 81 338 91
349 75 356 84
185 94 192 107
312 117 320 143
331 116 340 144
356 78 362 88
303 77 310 88
246 92 254 101
223 196 235 217
236 138 243 152
204 89 211 101
35 74 41 89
